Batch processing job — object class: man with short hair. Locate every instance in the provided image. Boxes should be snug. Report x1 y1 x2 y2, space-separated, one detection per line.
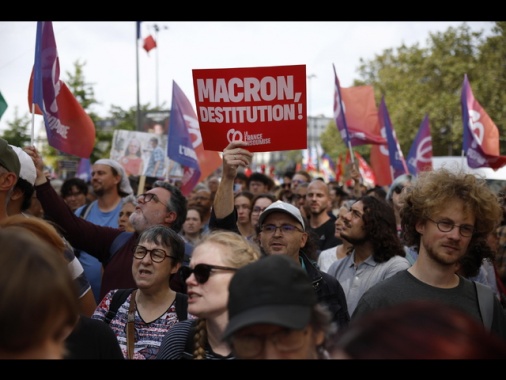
25 145 188 301
353 168 506 340
247 172 273 196
305 179 341 253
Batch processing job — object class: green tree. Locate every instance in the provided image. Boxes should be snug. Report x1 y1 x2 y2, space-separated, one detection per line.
355 22 494 157
1 107 31 147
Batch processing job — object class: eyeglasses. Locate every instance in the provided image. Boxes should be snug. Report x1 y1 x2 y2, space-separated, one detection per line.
136 193 170 208
292 179 306 185
282 183 291 189
251 206 267 214
231 327 309 358
292 194 306 201
133 245 177 263
260 224 304 234
393 185 404 195
179 263 237 284
427 217 475 238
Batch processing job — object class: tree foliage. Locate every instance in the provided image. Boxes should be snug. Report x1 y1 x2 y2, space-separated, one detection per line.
353 22 501 157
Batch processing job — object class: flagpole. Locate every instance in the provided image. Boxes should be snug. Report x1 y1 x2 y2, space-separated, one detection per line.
136 22 141 131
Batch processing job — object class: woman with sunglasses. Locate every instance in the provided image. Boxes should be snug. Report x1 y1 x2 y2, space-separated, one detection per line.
92 225 191 359
156 230 261 360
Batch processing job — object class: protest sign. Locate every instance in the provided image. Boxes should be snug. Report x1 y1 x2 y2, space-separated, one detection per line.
192 64 307 152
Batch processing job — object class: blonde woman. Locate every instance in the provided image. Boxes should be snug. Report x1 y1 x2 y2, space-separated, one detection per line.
156 230 261 359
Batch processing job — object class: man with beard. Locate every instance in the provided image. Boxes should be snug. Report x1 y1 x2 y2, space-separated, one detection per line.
24 146 189 302
73 159 133 303
353 168 506 340
327 195 410 315
305 179 341 255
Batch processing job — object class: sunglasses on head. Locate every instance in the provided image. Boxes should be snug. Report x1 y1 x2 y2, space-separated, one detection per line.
179 263 237 284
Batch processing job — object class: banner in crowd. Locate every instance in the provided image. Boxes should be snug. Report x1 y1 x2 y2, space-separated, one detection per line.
379 97 409 180
406 114 433 176
192 64 307 152
167 80 202 196
0 91 7 121
28 21 95 158
333 64 385 148
461 74 506 170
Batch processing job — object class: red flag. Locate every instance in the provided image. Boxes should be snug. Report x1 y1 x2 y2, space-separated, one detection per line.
338 84 386 146
370 144 392 187
143 35 157 53
28 22 95 158
335 154 344 184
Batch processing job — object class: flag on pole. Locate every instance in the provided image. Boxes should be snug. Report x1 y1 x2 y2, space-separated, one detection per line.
28 22 95 158
167 81 222 196
143 35 157 53
333 64 386 147
0 92 7 121
461 74 506 170
406 114 433 176
379 97 409 180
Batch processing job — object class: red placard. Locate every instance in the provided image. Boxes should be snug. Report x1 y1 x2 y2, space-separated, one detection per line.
192 65 307 152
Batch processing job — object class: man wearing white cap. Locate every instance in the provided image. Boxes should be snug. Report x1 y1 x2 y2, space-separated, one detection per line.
0 138 20 221
6 145 37 217
74 158 133 303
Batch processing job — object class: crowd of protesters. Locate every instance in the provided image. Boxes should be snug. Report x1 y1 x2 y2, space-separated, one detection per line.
1 136 506 360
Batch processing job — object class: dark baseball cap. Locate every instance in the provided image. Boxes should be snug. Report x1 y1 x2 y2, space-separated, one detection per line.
222 254 316 340
0 138 20 177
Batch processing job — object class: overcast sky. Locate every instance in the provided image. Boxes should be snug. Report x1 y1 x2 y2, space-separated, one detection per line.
0 21 495 134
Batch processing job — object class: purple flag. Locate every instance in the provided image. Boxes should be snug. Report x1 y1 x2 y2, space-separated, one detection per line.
333 64 351 147
167 80 201 196
76 158 91 182
461 74 506 170
29 22 95 158
379 97 408 179
406 114 433 176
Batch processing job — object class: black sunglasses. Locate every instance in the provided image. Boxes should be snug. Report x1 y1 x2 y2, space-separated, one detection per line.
179 263 237 284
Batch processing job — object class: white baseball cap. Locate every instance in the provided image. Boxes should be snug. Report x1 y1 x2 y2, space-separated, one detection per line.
10 145 36 186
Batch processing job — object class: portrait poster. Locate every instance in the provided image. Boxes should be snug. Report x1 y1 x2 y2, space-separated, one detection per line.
111 129 183 180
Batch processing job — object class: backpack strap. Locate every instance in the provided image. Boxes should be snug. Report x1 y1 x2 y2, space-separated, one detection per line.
104 231 135 266
78 201 94 219
104 288 135 325
474 281 494 330
175 292 188 321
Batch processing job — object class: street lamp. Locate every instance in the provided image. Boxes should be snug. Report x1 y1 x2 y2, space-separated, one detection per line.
151 24 169 108
307 74 317 170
